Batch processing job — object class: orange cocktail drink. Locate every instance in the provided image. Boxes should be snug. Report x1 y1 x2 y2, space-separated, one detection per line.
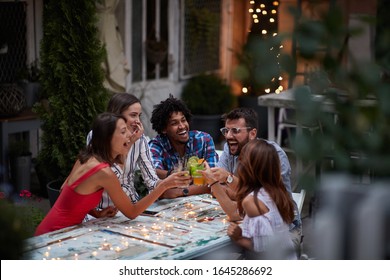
189 159 205 186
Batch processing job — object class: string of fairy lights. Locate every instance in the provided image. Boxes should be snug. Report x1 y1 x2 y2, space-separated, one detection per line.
242 0 284 95
249 0 279 35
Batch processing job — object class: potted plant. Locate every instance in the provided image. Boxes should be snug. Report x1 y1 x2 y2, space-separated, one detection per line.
46 178 63 208
17 60 41 108
233 33 284 138
0 83 26 116
8 140 32 192
33 0 109 202
146 39 168 64
181 73 235 144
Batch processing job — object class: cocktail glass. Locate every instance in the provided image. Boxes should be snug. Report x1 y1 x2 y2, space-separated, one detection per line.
190 162 205 186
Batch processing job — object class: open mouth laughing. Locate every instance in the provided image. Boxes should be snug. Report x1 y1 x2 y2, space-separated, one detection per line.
123 140 132 148
178 129 188 137
228 140 239 154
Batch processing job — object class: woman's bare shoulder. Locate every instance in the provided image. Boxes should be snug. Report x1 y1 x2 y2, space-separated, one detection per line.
95 164 116 179
242 194 269 217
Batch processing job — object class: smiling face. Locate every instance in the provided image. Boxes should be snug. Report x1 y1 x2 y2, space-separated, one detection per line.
111 118 131 158
224 118 257 156
121 102 142 133
163 111 190 144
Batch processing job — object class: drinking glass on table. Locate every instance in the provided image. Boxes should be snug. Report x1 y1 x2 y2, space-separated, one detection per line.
190 162 205 186
172 160 190 188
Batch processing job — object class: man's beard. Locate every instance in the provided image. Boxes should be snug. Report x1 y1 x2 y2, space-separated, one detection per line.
229 137 249 156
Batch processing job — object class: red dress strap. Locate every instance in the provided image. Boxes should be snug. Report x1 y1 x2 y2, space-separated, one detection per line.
68 162 110 189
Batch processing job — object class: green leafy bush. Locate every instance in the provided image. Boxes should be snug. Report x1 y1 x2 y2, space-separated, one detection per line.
281 3 390 185
181 73 235 115
34 0 109 182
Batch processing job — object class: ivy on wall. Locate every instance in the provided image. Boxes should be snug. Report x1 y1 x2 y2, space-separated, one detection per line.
34 0 109 181
183 0 221 76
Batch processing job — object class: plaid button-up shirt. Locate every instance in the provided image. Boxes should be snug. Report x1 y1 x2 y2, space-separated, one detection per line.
148 130 218 172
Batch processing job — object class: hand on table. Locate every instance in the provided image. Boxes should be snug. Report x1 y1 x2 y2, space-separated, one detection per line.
96 206 118 218
227 222 242 241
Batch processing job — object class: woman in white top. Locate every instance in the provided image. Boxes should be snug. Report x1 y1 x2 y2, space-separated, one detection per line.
227 139 297 259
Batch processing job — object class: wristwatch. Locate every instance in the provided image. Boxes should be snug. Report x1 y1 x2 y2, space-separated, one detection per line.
182 188 189 196
226 174 234 184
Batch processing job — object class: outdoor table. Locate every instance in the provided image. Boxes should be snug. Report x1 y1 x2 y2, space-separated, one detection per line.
23 192 305 260
23 195 232 260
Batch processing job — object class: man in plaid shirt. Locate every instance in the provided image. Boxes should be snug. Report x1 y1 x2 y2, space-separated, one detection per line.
149 95 219 198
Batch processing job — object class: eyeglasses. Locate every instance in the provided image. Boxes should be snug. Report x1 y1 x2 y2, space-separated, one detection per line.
220 127 252 136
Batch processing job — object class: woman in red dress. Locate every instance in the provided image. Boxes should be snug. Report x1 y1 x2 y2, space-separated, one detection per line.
35 112 191 236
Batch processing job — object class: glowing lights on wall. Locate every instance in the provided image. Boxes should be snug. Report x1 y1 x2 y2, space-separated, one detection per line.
244 0 284 94
249 1 279 35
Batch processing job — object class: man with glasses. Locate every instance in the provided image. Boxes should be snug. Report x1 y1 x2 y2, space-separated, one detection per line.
209 107 303 257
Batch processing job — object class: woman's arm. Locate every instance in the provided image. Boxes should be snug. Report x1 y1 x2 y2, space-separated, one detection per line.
227 223 253 251
159 183 211 199
104 170 191 219
88 206 118 218
210 183 241 222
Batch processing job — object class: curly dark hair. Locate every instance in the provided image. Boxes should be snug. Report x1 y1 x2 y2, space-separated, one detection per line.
150 94 192 134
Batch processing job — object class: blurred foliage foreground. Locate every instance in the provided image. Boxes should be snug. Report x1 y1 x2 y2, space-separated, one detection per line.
0 189 45 259
277 3 390 187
